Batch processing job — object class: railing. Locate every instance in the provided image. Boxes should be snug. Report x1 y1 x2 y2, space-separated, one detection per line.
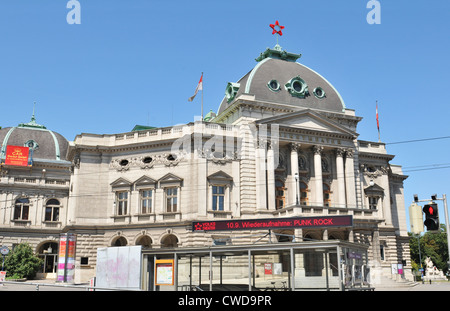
0 280 142 291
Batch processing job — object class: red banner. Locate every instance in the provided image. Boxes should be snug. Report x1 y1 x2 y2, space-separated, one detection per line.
5 145 29 166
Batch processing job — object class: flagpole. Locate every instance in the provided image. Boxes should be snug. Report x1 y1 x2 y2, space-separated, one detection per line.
376 100 381 143
201 72 204 121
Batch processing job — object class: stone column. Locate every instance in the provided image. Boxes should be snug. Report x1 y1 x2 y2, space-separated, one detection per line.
267 141 276 210
255 138 267 211
196 147 208 216
313 145 323 207
290 143 300 206
345 149 357 209
335 148 346 208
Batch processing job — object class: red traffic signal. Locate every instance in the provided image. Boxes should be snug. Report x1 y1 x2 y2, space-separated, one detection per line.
423 203 439 231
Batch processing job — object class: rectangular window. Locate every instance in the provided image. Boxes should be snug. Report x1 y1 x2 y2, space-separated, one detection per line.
165 187 178 213
140 189 153 214
275 180 285 210
212 186 225 211
117 191 128 215
45 207 60 222
369 197 379 210
14 198 30 220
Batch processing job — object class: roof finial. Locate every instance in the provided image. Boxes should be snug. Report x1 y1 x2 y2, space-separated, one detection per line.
17 102 46 129
31 102 36 123
269 20 284 50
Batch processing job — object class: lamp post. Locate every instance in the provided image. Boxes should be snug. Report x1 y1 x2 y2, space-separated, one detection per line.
294 172 299 205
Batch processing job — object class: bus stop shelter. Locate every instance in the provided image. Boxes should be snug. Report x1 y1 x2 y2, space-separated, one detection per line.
141 240 372 291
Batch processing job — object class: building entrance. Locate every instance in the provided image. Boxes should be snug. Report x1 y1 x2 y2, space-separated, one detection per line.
37 242 59 277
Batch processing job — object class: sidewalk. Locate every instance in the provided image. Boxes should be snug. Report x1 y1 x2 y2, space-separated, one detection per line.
375 281 450 291
0 279 88 291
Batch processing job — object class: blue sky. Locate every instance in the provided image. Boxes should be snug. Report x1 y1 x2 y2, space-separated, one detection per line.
0 0 449 231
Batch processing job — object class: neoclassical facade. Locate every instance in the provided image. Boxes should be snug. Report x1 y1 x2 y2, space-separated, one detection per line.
0 45 411 284
0 115 71 279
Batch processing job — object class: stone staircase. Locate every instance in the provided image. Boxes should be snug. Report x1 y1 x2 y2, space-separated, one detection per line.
374 275 418 289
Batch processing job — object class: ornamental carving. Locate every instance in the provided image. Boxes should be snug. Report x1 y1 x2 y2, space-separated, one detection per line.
313 145 323 155
110 153 181 171
360 164 389 178
198 148 236 164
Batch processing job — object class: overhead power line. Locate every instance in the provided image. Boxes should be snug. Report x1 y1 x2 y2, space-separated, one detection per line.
386 136 450 145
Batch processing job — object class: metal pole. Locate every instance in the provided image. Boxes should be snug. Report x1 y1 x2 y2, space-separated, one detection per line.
189 256 192 289
325 250 329 291
290 248 295 291
417 234 423 282
248 250 252 291
209 251 212 291
201 72 204 121
443 194 450 270
174 254 178 291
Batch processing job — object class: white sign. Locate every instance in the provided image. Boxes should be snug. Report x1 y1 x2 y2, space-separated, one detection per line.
0 246 9 256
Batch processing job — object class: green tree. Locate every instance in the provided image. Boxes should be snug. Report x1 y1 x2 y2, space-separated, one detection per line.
409 224 449 274
4 243 43 279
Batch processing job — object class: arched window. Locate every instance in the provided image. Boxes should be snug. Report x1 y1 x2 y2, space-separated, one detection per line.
14 198 30 220
161 234 178 248
136 236 152 249
300 182 308 205
45 199 61 222
323 183 331 207
112 236 128 247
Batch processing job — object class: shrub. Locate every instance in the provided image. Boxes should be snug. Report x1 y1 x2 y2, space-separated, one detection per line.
4 243 43 279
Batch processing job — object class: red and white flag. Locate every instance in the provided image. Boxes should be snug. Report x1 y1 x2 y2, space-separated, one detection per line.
376 101 381 141
188 73 203 102
376 101 380 132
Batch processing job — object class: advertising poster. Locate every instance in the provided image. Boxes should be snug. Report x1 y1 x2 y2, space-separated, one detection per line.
273 263 282 275
57 235 67 282
155 259 174 286
57 233 77 282
264 263 272 275
5 145 29 167
0 271 6 283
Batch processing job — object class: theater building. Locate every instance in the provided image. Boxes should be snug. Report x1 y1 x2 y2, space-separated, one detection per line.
66 44 411 285
0 44 412 287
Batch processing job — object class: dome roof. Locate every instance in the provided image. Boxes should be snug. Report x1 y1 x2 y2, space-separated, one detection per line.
217 46 345 115
0 115 69 163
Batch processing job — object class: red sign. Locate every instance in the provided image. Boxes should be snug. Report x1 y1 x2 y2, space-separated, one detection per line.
192 215 353 232
264 263 272 275
5 145 29 166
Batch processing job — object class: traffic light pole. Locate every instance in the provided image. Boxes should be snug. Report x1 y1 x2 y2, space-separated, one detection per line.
442 194 450 270
415 194 449 270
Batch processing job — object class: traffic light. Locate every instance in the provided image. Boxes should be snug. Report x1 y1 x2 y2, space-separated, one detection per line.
423 203 439 231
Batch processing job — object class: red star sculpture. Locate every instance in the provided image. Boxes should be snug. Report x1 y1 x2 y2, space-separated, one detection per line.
269 20 284 36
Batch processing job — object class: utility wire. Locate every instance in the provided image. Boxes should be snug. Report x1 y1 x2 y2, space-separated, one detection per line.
385 136 450 145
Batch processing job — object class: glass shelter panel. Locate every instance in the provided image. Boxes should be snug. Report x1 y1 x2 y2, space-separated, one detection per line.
293 248 340 290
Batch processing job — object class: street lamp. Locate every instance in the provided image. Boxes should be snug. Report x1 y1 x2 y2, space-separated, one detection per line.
294 172 299 205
